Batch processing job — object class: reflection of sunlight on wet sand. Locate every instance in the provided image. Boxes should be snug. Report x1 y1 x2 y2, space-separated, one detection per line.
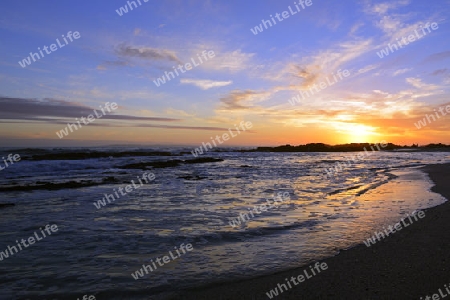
331 168 446 238
249 167 449 262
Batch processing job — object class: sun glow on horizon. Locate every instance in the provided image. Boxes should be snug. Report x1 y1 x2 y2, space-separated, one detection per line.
334 123 379 143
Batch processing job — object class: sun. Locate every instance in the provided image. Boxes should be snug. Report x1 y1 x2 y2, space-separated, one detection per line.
348 124 378 143
333 123 378 143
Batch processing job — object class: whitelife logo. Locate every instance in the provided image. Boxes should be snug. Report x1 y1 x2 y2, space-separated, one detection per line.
191 121 253 157
55 102 118 139
153 50 215 87
93 172 155 209
77 296 95 300
414 104 450 129
288 69 350 106
131 243 193 280
363 210 425 247
115 0 149 16
420 282 450 300
376 22 439 58
0 224 58 261
250 0 313 35
18 31 81 68
265 262 328 298
229 192 291 228
323 141 388 178
0 153 21 172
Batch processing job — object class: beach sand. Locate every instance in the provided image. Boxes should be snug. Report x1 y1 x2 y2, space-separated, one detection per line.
176 163 450 299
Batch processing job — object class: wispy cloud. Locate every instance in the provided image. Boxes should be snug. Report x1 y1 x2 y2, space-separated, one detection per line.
431 69 448 76
291 65 320 88
364 0 411 16
0 97 255 133
218 90 270 111
349 22 364 36
115 43 182 64
363 0 438 47
180 79 232 90
202 49 255 72
135 124 247 131
276 38 373 90
422 51 450 64
97 60 130 70
405 77 440 91
0 97 180 123
393 68 412 76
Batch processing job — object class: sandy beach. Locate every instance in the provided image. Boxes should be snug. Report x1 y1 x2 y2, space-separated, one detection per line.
176 163 450 299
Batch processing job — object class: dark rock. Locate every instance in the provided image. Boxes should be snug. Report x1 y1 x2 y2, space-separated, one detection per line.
0 203 15 208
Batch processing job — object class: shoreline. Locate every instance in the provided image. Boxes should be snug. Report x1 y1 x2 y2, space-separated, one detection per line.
175 162 450 299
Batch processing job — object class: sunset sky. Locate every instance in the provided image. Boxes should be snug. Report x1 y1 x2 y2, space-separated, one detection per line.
1 0 449 147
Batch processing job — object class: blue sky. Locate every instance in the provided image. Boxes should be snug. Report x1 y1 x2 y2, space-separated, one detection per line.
1 0 449 147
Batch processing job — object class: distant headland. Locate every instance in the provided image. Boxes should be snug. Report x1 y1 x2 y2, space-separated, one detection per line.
240 143 450 152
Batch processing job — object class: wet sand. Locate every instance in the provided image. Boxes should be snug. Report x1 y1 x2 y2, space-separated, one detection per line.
176 163 450 299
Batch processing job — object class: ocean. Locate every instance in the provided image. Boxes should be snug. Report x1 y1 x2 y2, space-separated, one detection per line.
0 147 448 299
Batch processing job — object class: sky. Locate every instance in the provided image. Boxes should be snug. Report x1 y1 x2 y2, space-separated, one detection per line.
0 0 449 147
